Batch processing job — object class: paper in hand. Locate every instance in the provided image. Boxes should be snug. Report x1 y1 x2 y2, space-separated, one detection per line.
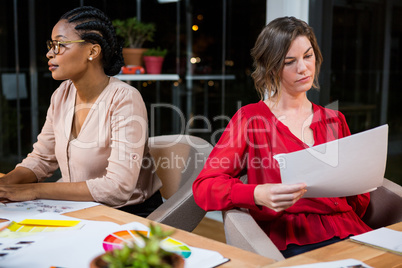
274 125 388 198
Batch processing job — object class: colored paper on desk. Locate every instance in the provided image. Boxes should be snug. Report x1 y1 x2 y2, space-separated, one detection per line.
102 229 192 258
0 220 84 238
351 227 402 255
18 219 81 227
274 124 388 198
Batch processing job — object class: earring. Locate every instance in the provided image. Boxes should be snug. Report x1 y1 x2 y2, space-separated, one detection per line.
89 57 93 61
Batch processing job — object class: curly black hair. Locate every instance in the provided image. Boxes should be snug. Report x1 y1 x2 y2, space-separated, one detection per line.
60 6 124 76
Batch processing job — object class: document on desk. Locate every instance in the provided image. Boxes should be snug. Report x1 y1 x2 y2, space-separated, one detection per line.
0 199 100 222
280 258 372 268
274 124 388 198
350 227 402 255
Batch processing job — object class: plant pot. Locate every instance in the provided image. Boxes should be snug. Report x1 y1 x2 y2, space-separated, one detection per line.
90 253 185 268
89 254 108 268
143 56 165 74
164 253 185 268
122 48 148 66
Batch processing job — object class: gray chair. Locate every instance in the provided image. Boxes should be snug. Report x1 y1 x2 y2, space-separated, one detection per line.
223 178 402 261
146 134 213 232
362 178 402 229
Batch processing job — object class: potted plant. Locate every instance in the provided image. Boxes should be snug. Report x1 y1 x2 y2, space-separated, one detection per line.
143 47 168 74
112 17 156 66
90 223 184 268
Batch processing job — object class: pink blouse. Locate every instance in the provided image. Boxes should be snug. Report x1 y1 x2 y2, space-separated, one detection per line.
193 101 372 250
17 77 161 207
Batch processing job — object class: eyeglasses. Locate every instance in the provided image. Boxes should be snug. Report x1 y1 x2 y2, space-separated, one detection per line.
46 40 85 55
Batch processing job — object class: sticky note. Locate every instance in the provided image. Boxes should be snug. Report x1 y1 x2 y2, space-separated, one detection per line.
17 219 81 227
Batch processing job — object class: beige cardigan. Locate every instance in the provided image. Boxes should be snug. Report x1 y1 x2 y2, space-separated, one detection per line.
18 77 161 207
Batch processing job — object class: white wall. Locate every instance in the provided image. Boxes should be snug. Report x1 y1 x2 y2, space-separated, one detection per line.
266 0 309 24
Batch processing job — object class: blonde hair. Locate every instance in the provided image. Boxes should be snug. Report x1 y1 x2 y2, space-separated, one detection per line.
251 16 323 100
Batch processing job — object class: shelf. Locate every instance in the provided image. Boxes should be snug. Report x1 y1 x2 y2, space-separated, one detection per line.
185 74 235 80
115 74 180 81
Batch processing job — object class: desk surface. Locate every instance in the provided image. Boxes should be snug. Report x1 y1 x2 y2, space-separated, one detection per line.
66 205 274 268
263 221 402 268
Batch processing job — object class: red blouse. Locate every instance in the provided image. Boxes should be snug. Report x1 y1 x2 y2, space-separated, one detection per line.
193 101 372 250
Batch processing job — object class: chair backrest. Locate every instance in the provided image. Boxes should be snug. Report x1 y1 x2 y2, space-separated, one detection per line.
362 178 402 229
146 134 213 232
223 208 285 261
222 175 285 261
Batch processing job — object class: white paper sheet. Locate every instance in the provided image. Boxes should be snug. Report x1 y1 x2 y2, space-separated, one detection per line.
350 227 402 255
273 125 388 198
0 199 100 222
280 258 372 268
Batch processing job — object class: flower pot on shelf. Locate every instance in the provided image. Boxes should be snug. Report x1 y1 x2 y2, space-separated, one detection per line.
122 48 148 66
143 56 165 74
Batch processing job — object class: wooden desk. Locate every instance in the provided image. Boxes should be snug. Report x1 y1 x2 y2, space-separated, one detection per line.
263 222 402 268
66 205 275 268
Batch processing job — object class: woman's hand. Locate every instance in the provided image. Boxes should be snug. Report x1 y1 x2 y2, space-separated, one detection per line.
254 183 307 212
0 184 39 202
0 181 94 203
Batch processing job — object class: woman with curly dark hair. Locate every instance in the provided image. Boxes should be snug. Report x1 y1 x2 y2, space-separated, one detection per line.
0 6 162 217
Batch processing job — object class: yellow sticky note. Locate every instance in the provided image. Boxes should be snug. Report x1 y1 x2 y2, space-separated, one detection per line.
18 219 81 227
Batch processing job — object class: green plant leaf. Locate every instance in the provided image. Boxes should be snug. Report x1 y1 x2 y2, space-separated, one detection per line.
112 17 156 48
143 47 168 57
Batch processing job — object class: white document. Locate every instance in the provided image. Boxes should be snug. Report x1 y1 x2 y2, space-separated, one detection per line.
280 258 372 268
350 227 402 255
274 125 388 198
0 199 100 222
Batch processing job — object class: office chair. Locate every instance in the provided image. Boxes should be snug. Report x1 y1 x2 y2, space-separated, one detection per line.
146 134 213 232
362 178 402 229
223 178 402 261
